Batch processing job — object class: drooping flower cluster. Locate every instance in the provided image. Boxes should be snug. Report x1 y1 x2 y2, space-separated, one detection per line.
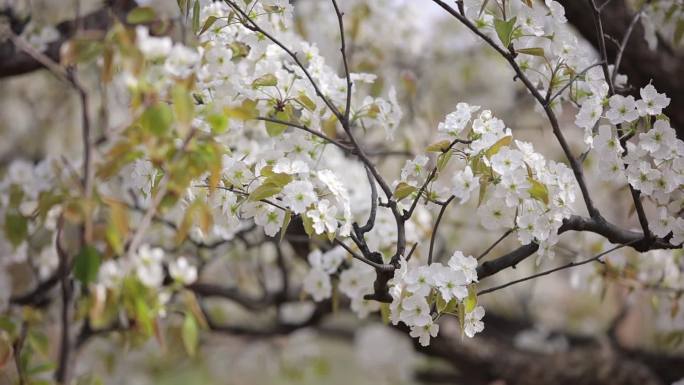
387 251 483 345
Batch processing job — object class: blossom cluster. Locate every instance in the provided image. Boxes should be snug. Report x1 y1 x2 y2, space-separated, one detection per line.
389 252 484 346
399 104 578 260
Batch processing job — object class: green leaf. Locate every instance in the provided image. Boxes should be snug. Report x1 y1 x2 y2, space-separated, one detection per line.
528 178 549 204
322 115 338 138
4 212 27 247
494 17 517 48
464 285 477 313
477 177 489 207
252 74 278 88
141 103 174 136
279 210 292 242
134 297 153 336
516 47 545 57
207 113 229 134
182 313 199 357
426 139 452 152
0 317 16 336
224 99 258 121
192 0 200 34
380 303 391 325
199 15 218 35
437 151 452 172
457 301 465 338
0 332 11 369
264 173 293 188
61 39 104 66
436 294 448 313
394 182 417 201
177 0 187 15
26 362 56 376
248 184 283 202
248 173 292 202
301 214 315 237
675 19 684 45
126 7 157 24
73 246 101 285
484 135 512 158
296 93 316 111
172 85 194 127
265 111 289 137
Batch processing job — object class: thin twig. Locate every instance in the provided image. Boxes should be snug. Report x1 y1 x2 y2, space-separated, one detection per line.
54 217 72 384
428 196 454 265
477 228 514 261
356 165 378 233
256 117 351 152
478 242 631 295
334 238 394 271
612 8 643 86
330 0 353 125
546 62 605 106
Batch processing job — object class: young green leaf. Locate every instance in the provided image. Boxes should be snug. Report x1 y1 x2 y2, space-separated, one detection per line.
126 7 157 24
494 17 517 48
141 103 174 136
3 212 27 247
192 0 201 34
199 15 218 35
394 182 417 201
484 135 512 158
516 47 546 57
252 74 278 88
73 246 102 285
265 111 289 137
182 313 199 357
528 178 549 204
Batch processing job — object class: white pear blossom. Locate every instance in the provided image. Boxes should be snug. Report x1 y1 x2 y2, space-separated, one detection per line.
303 268 332 302
306 199 338 235
404 265 434 296
399 295 432 327
448 251 478 283
464 306 486 338
134 245 165 288
400 155 429 184
410 321 439 347
605 95 639 124
451 166 480 203
433 265 468 301
136 26 173 59
480 199 515 230
169 257 198 285
575 97 602 131
636 84 670 116
438 103 480 136
254 205 285 237
282 180 317 214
